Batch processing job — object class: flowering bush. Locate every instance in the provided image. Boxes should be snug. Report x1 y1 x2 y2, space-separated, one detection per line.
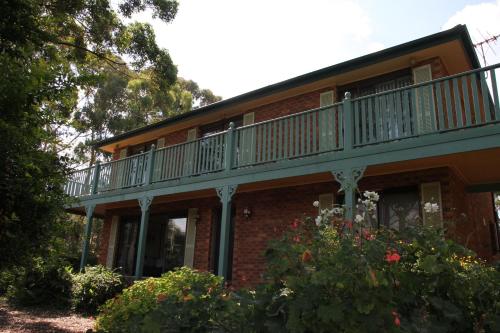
95 267 253 333
71 265 125 314
259 196 500 333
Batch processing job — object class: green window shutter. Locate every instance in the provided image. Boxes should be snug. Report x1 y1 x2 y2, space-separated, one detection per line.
157 137 165 148
240 112 255 166
185 128 198 176
183 208 198 268
420 182 443 226
187 128 198 141
106 216 119 269
319 91 335 151
115 148 128 188
320 91 335 107
318 193 334 212
413 65 435 134
119 148 127 158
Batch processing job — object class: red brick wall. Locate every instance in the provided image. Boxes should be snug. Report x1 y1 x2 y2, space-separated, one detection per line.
96 167 496 287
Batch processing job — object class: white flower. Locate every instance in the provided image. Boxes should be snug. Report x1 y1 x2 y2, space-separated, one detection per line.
424 202 440 214
332 207 344 216
313 201 319 208
364 191 380 202
315 216 322 226
354 213 365 223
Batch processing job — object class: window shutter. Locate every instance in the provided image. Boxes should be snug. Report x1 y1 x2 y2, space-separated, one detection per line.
413 65 435 134
420 182 443 226
184 129 198 176
106 216 119 269
240 112 256 166
243 112 255 126
187 128 198 141
157 137 165 148
115 148 128 188
184 208 198 268
320 91 335 107
318 193 334 211
119 148 127 159
319 91 335 151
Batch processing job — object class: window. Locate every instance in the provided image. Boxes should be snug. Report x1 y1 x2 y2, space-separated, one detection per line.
377 187 421 231
129 140 157 156
114 213 187 277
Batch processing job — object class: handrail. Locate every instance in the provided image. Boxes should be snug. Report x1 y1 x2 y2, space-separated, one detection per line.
352 62 500 102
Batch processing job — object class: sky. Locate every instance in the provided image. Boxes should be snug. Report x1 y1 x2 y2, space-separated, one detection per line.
135 0 500 100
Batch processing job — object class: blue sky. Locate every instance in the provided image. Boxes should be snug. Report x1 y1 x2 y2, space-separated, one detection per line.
132 0 500 99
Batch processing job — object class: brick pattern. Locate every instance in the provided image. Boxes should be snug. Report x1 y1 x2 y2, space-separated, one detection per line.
95 167 496 288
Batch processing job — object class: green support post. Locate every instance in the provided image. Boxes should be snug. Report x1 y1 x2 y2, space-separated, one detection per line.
225 122 236 173
343 92 353 151
92 161 101 195
80 204 96 272
216 184 237 279
135 196 154 279
332 166 365 221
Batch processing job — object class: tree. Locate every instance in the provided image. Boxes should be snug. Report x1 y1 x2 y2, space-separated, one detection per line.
0 0 180 268
71 66 222 166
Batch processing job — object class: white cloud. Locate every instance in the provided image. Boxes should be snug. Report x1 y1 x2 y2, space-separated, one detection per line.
133 0 383 99
443 0 500 67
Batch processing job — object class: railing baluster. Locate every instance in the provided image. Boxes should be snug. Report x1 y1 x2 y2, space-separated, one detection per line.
294 116 299 157
435 82 445 131
480 71 491 123
453 78 463 128
443 80 454 129
312 111 317 153
395 91 403 138
284 118 289 158
491 69 500 121
361 99 367 144
354 100 360 145
471 74 481 124
267 122 272 162
461 76 472 127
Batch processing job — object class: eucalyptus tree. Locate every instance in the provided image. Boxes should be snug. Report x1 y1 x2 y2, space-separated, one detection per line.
0 0 180 268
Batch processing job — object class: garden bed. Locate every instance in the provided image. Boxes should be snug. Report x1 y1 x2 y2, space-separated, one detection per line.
0 300 94 333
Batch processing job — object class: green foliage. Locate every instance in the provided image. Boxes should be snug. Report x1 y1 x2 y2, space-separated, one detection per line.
0 0 182 268
72 265 125 314
261 218 500 333
95 267 250 333
6 257 73 307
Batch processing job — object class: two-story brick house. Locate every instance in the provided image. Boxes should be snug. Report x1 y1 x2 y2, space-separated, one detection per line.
66 25 500 288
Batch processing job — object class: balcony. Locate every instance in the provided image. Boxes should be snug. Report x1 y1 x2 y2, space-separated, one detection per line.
65 63 500 199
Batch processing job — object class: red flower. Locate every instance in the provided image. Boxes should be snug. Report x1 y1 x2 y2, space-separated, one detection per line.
301 250 313 263
291 219 300 229
293 235 301 243
385 250 401 264
363 230 375 240
392 310 401 326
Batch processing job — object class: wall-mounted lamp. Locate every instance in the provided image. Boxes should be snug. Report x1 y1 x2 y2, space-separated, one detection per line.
243 207 252 219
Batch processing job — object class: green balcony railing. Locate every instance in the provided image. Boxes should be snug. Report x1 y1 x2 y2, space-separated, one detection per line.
65 63 500 197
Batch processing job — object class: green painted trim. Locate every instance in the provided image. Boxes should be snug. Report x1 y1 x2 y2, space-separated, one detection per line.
66 124 500 209
135 196 154 279
79 204 95 272
215 185 237 279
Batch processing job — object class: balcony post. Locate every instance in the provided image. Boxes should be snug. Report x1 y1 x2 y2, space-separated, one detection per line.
144 145 156 185
216 184 237 279
91 161 101 195
332 166 365 221
343 92 353 151
225 122 236 173
135 195 154 279
79 204 96 272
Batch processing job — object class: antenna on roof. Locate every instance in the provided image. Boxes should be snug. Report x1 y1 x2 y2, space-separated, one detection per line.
474 31 500 67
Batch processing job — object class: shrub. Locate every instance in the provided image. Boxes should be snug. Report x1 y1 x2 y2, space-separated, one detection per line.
260 199 500 333
95 267 251 333
6 256 72 307
72 265 125 314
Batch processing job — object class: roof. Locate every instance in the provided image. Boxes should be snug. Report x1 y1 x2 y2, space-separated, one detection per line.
95 24 479 149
